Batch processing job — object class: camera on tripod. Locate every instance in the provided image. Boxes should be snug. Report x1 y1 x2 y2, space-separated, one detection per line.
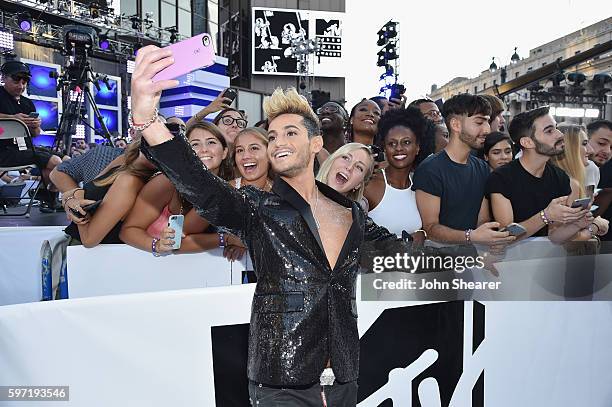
49 25 114 154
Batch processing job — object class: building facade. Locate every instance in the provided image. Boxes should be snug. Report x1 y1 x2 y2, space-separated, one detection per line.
428 18 612 121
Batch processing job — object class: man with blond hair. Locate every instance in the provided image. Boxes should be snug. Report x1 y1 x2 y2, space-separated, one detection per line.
130 45 454 405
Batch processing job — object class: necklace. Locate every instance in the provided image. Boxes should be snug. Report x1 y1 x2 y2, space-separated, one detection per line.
312 187 320 229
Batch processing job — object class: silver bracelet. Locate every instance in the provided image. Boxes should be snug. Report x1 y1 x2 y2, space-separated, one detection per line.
128 109 159 132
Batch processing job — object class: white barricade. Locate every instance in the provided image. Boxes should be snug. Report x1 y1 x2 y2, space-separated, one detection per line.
0 226 65 306
67 245 250 298
1 281 612 406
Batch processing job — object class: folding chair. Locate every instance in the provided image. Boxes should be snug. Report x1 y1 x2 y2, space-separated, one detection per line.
0 118 44 217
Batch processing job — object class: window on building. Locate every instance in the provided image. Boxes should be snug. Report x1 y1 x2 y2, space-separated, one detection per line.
493 79 497 86
178 0 192 37
542 62 547 66
527 67 532 71
474 86 478 94
161 0 177 29
483 83 487 90
121 0 137 17
575 50 581 54
141 0 159 28
515 72 520 78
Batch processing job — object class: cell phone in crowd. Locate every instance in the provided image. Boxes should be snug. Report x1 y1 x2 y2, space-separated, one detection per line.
571 197 591 210
168 214 184 250
28 112 40 118
500 222 527 237
152 33 215 82
389 83 406 101
69 200 102 219
590 205 599 213
223 88 237 104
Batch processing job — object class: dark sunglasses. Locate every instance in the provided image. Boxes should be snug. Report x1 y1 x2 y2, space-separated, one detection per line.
219 116 247 128
316 104 347 117
10 75 30 83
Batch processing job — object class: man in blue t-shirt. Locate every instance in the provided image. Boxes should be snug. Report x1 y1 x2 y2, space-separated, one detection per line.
412 94 515 246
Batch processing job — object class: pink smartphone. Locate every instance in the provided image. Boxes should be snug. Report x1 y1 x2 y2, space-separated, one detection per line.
152 33 215 82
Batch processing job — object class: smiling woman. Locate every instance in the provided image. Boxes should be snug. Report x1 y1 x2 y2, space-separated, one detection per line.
365 107 428 242
231 127 273 192
347 98 381 145
119 121 235 257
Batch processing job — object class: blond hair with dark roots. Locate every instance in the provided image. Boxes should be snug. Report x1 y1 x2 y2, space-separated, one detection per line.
263 87 321 138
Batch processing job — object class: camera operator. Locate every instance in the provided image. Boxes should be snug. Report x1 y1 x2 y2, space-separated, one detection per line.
0 61 62 211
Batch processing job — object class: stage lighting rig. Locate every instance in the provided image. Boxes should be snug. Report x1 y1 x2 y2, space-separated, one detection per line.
17 12 33 32
377 21 397 47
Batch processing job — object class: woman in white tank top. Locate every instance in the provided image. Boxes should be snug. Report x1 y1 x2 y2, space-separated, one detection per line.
365 107 427 244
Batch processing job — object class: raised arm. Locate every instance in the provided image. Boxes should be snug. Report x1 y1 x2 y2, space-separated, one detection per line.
130 45 256 235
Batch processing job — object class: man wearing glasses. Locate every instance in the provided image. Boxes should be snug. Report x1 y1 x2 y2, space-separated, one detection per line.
316 101 348 154
408 98 445 125
0 61 62 212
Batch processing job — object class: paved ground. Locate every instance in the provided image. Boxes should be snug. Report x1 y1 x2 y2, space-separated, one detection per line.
0 204 69 227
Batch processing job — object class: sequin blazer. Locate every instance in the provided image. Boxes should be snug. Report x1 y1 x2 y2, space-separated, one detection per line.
143 134 401 386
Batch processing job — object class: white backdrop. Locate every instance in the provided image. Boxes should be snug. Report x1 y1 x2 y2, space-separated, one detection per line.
1 281 611 406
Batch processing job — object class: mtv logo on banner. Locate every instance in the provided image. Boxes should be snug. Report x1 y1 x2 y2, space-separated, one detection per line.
211 301 485 406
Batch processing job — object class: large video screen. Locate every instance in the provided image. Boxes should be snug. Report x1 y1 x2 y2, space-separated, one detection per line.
94 78 119 107
31 99 59 131
252 7 344 77
94 108 119 133
26 64 58 98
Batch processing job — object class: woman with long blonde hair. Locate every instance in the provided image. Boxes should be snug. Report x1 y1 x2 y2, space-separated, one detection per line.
316 142 375 209
551 124 589 198
63 136 158 247
552 123 608 238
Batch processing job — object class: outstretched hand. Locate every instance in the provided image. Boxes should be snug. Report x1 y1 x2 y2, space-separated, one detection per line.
131 45 180 124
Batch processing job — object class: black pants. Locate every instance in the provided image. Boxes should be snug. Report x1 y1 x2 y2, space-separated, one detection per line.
248 380 358 407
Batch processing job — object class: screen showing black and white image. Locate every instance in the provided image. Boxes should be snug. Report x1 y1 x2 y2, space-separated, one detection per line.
253 9 309 75
316 19 342 58
252 7 345 77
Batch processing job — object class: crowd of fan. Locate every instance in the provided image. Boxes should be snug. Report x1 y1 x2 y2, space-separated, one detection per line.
1 58 611 260
45 88 611 260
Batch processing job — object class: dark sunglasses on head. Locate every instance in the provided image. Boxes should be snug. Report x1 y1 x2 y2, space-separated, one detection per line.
220 115 247 128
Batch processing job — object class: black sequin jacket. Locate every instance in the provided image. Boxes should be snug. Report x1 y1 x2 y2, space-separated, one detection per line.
142 133 416 386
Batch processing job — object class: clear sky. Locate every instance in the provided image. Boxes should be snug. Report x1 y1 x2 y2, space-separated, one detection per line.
343 1 609 109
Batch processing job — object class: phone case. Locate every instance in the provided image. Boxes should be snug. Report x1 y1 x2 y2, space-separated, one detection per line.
571 198 591 209
152 34 215 82
168 215 185 250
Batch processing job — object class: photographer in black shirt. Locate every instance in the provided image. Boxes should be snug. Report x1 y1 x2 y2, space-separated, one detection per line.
0 61 62 211
486 106 591 243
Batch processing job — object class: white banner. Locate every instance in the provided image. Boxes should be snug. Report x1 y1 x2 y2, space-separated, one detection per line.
1 281 611 406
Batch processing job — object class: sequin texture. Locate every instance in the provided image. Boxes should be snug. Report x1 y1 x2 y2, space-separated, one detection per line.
143 134 405 386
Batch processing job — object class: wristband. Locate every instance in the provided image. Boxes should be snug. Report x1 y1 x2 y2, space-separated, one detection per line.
540 210 550 225
465 229 472 243
218 232 226 248
128 108 159 132
415 229 428 240
152 237 169 257
62 188 84 206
